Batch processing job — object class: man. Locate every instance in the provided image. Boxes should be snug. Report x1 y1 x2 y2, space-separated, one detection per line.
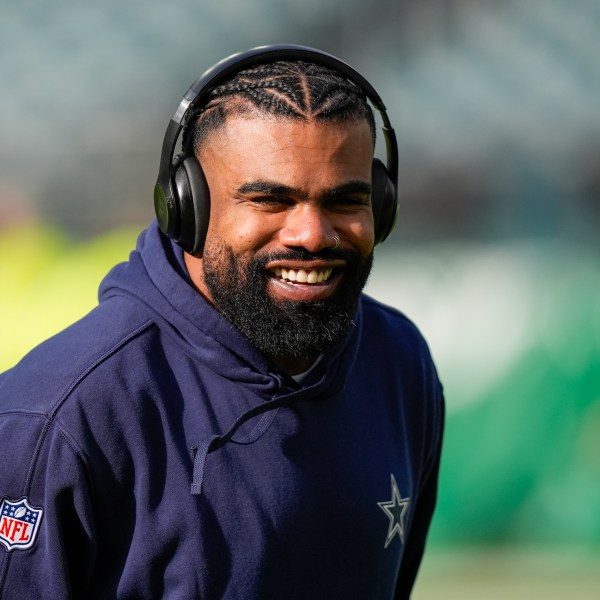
0 46 443 599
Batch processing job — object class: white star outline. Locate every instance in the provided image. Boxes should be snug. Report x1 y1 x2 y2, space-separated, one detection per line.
377 473 411 548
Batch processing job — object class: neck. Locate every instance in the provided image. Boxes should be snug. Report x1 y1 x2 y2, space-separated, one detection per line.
268 354 318 377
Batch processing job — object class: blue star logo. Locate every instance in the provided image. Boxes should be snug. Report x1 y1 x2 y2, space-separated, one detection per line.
377 474 411 548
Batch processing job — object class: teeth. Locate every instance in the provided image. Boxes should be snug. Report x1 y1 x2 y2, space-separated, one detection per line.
271 267 333 285
296 269 308 283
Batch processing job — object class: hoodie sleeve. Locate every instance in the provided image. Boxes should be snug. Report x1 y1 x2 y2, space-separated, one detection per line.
0 414 96 599
394 379 445 599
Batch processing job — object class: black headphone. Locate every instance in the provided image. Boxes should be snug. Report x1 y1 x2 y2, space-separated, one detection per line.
154 44 399 256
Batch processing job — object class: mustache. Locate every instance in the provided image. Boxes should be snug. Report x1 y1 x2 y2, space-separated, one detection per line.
256 247 358 266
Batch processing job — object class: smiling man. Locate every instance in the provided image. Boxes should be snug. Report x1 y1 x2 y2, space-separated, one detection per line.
0 46 444 599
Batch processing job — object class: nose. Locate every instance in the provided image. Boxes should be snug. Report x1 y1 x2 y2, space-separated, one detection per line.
278 204 337 253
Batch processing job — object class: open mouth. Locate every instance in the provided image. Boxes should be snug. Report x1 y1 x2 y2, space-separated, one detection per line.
270 266 334 285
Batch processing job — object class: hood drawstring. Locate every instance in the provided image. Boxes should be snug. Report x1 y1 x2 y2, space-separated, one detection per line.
190 382 343 496
191 402 282 495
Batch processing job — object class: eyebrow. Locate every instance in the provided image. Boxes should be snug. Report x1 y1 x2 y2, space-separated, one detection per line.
236 179 372 200
237 180 307 199
325 181 372 199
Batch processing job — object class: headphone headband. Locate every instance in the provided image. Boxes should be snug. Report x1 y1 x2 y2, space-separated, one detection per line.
154 44 399 252
184 45 388 113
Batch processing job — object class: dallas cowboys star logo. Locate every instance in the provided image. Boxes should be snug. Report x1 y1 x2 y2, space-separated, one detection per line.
377 474 411 548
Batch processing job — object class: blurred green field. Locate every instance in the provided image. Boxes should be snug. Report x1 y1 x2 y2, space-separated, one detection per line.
413 547 600 599
2 224 600 594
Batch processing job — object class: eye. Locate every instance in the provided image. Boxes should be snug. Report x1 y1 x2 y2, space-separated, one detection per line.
325 196 370 211
249 195 294 210
323 181 372 210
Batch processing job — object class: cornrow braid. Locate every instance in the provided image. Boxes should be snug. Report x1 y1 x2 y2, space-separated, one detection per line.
182 60 376 157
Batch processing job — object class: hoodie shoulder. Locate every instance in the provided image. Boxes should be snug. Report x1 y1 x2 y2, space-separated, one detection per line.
360 293 431 354
358 293 443 408
0 296 153 416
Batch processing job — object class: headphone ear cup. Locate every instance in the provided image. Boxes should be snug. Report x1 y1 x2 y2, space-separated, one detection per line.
371 158 398 245
154 182 179 240
173 155 210 256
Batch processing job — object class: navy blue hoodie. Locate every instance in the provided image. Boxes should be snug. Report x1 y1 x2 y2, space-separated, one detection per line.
0 222 443 599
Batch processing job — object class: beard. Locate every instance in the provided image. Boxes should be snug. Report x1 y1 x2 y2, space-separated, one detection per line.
202 241 373 360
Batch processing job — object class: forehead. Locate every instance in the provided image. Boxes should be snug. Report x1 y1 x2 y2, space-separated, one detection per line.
198 115 374 182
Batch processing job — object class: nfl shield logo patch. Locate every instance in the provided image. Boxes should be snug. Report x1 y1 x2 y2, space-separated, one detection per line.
0 497 43 551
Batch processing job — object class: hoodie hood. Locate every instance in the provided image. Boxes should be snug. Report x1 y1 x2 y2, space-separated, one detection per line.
99 222 363 493
100 222 279 394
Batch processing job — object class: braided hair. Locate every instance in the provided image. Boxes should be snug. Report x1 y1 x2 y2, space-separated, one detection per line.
183 60 376 156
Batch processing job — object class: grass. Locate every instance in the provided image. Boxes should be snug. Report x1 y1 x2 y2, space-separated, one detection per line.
413 546 600 599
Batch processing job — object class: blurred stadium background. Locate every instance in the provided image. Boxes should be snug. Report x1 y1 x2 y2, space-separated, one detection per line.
1 1 599 597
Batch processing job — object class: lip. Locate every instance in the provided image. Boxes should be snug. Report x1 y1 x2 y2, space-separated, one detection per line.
265 259 345 270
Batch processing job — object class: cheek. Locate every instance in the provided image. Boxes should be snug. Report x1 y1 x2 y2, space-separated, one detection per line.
344 213 375 255
207 208 277 252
